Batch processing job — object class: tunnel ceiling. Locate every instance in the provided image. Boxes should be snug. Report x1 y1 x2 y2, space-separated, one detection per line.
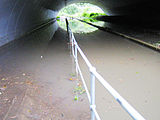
42 0 160 28
42 0 159 16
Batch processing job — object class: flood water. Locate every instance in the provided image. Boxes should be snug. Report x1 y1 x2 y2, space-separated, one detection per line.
0 24 160 119
74 29 160 120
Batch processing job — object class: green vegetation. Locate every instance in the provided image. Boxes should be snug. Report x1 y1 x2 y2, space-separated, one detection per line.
57 3 107 33
73 85 86 101
61 4 79 15
74 95 78 101
74 86 86 95
82 12 106 22
154 41 160 48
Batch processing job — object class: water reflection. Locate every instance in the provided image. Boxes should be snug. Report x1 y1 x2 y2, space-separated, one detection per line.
57 17 105 33
57 3 106 33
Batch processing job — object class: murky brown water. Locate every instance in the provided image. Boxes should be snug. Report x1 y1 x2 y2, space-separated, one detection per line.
0 25 160 120
74 30 160 120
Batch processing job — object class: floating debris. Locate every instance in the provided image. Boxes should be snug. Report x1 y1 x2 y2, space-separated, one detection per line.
0 85 7 91
69 78 77 81
1 78 7 81
3 85 7 88
70 73 76 77
26 81 33 85
74 85 85 95
74 96 78 101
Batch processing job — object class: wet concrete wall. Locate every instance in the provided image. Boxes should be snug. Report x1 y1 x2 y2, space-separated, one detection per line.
0 0 160 47
0 0 58 47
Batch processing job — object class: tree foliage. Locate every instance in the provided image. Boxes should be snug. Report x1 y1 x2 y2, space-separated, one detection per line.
57 3 107 33
62 5 79 15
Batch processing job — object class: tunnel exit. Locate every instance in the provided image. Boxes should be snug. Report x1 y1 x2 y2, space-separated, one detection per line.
57 3 106 33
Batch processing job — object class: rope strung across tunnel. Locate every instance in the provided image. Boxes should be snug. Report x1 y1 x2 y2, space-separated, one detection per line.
66 18 146 120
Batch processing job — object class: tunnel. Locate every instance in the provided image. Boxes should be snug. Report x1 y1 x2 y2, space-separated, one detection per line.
1 0 160 47
0 0 160 120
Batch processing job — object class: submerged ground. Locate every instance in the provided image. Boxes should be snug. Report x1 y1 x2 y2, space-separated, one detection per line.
0 27 90 120
0 23 160 119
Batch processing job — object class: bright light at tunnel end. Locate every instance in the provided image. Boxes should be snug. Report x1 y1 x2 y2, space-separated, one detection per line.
57 3 106 34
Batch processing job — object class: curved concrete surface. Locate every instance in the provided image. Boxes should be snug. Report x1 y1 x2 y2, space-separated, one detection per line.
1 0 160 47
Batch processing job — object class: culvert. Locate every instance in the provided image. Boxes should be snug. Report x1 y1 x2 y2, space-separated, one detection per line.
0 0 160 120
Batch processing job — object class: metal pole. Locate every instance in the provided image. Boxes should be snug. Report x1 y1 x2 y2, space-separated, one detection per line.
90 67 96 120
68 29 73 55
65 18 69 42
71 33 75 56
75 45 78 76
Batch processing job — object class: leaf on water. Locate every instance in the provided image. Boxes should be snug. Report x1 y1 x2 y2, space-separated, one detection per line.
28 109 31 113
26 81 33 85
70 73 76 77
80 90 86 95
1 78 6 81
0 85 7 91
3 85 7 88
74 96 78 101
69 78 77 81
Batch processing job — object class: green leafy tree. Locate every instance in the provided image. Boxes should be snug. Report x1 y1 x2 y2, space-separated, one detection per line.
62 5 79 15
57 3 107 33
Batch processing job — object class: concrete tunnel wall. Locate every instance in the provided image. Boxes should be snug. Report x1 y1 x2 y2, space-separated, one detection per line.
0 0 58 47
0 0 160 47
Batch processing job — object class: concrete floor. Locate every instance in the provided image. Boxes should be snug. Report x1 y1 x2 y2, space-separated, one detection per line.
0 24 160 120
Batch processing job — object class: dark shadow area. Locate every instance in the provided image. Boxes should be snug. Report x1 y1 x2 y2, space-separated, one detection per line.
96 15 160 30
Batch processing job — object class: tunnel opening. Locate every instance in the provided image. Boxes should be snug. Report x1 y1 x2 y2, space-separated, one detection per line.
56 3 106 34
